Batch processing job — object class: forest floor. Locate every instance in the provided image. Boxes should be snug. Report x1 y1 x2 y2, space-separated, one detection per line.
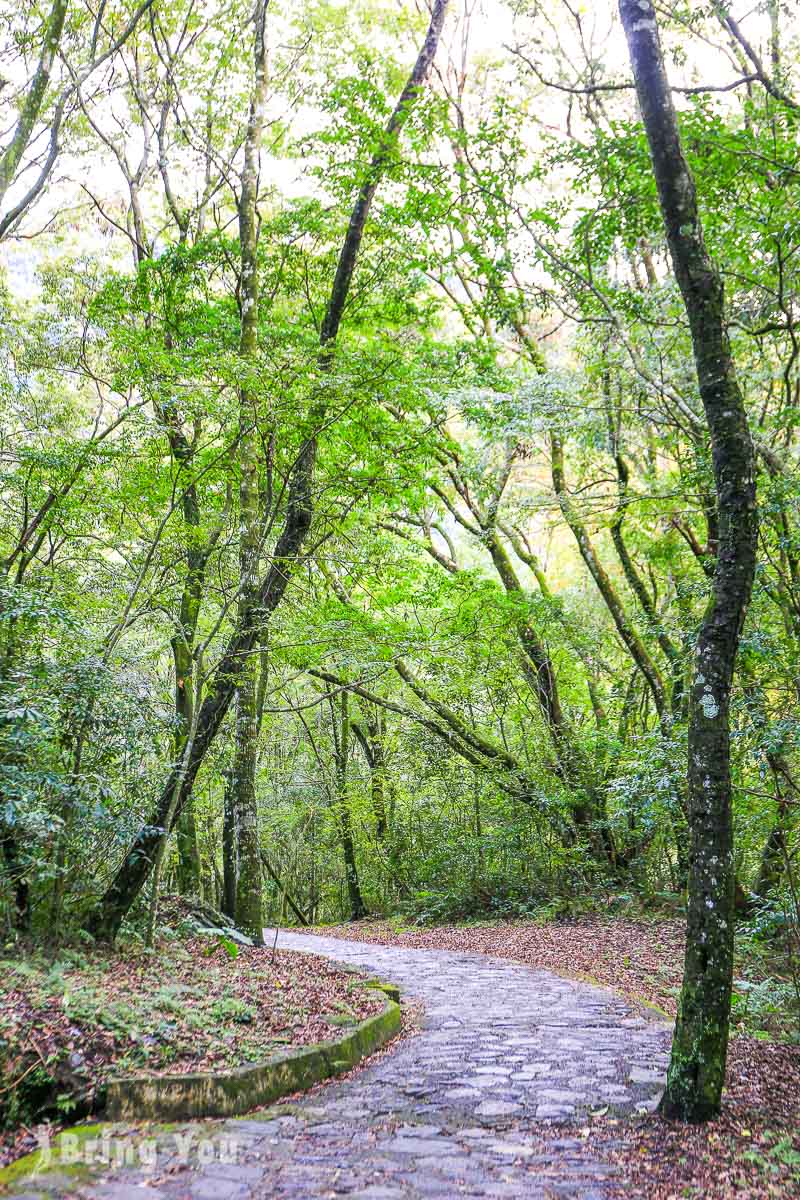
1 923 797 1199
0 917 382 1169
311 916 800 1200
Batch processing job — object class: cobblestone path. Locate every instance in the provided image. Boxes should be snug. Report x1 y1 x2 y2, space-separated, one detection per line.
11 930 672 1200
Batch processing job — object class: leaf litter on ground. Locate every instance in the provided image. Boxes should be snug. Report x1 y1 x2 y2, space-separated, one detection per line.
0 918 383 1167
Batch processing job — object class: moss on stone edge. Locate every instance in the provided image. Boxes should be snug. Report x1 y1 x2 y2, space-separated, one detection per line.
0 990 401 1190
0 1123 108 1189
102 990 401 1122
365 978 400 1003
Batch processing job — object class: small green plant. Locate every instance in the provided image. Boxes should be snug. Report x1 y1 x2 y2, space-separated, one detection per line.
742 1130 800 1181
62 986 101 1025
329 1000 358 1025
184 1009 211 1031
93 1001 142 1038
195 930 240 960
210 997 256 1024
55 1091 80 1117
731 976 797 1037
153 986 185 1015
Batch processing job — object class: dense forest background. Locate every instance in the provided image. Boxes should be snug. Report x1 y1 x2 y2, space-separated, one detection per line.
1 0 799 1064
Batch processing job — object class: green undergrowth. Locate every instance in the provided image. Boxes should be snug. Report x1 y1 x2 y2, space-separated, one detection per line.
397 884 686 928
0 924 383 1136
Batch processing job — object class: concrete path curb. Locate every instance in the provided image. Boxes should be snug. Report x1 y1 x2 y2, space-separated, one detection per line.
104 986 401 1121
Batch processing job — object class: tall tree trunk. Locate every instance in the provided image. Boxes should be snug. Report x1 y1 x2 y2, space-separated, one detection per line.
551 432 668 722
230 0 269 946
171 544 202 896
753 751 797 901
175 802 201 895
335 691 367 920
146 657 204 948
0 0 68 206
352 708 388 841
232 656 263 941
83 0 449 943
221 771 237 920
481 527 612 855
605 388 685 715
620 0 758 1122
1 827 29 932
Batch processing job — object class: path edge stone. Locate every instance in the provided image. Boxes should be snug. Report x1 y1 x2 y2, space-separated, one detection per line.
103 987 401 1122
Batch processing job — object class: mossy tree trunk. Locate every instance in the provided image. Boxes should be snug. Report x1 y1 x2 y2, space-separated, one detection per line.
221 771 237 920
169 500 204 897
172 608 201 896
334 691 367 921
233 654 263 942
352 707 388 842
620 0 758 1122
0 0 68 207
231 0 269 946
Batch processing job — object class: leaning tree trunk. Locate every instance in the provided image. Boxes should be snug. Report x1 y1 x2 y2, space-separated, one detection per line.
620 0 758 1122
0 0 68 208
82 0 449 944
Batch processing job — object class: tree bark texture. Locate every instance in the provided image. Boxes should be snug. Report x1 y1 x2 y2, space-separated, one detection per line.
0 0 68 206
620 0 758 1122
221 772 237 921
336 691 367 921
230 0 269 946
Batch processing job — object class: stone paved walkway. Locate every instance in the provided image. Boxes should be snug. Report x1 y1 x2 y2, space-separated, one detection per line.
12 930 672 1200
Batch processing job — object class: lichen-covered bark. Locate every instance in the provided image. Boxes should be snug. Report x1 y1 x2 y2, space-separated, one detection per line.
221 772 237 920
335 691 367 921
620 0 758 1122
0 0 68 207
169 481 204 895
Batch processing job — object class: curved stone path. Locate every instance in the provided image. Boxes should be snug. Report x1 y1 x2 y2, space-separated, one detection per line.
13 930 672 1200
